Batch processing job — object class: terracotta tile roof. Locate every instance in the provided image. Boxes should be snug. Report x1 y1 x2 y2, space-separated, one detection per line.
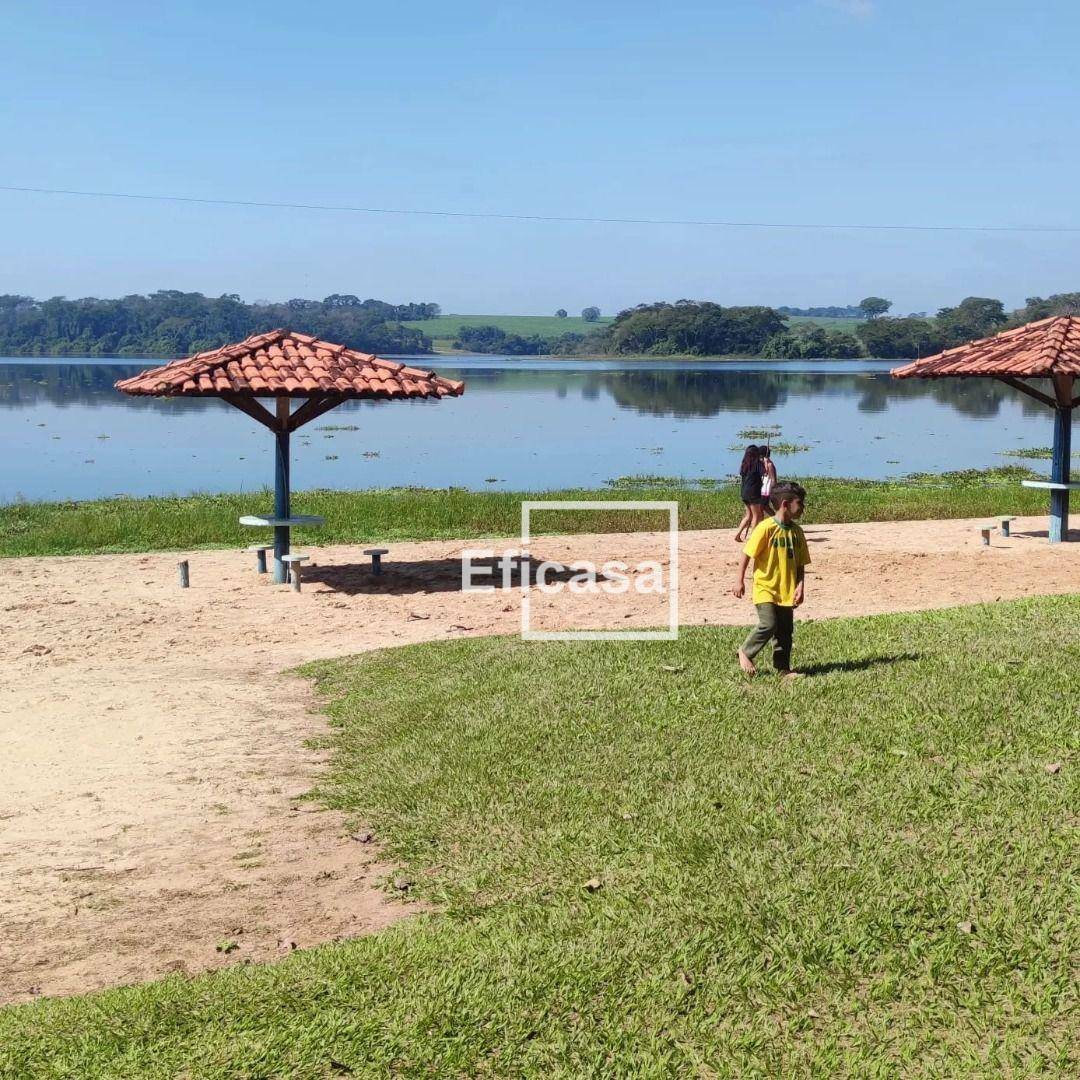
115 329 465 400
892 316 1080 379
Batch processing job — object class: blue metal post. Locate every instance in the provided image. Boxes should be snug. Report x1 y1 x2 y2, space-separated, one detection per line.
273 398 291 581
1049 405 1071 543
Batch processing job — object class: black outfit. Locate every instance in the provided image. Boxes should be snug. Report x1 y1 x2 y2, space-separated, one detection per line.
740 462 763 504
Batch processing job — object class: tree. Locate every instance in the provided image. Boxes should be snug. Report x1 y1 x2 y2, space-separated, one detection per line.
935 296 1007 346
555 309 568 318
581 306 601 322
858 296 892 320
856 317 943 359
0 292 438 358
455 325 544 355
1016 293 1080 322
599 302 785 357
762 327 863 359
777 305 863 318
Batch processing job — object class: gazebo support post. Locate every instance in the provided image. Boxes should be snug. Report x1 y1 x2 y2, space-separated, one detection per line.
995 375 1075 543
117 331 465 584
221 392 346 582
274 397 292 583
1049 375 1074 543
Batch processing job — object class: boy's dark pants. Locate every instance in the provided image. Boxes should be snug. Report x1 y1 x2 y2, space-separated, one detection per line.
741 603 794 671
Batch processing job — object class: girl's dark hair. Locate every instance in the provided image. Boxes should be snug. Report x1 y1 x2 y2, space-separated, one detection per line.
739 445 760 477
759 445 771 459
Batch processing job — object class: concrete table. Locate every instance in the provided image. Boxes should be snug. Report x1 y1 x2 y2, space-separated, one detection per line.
240 514 325 583
1020 481 1080 542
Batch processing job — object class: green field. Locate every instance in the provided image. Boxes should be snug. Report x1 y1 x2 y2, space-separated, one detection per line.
401 313 614 348
0 468 1048 558
405 314 858 341
3 596 1076 1076
400 313 862 354
785 316 865 333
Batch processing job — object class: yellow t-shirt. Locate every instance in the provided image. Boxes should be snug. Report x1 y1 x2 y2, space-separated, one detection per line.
743 517 810 606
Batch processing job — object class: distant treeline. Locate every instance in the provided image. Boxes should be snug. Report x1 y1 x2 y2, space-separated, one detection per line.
457 293 1078 359
776 305 864 318
455 324 587 356
0 292 441 358
457 303 861 357
5 289 1077 361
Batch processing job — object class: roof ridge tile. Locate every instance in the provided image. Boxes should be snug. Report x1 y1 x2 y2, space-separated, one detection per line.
892 317 1080 380
117 330 465 401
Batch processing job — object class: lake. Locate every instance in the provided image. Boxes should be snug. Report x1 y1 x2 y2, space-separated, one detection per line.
0 355 1053 503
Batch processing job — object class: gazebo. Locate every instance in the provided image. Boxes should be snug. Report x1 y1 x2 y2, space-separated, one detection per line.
116 329 465 580
892 316 1077 542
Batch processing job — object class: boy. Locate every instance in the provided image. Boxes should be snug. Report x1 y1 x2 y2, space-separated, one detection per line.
732 481 810 678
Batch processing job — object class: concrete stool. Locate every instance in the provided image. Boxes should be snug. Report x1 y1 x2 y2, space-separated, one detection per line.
997 516 1017 538
978 525 994 546
245 544 273 574
364 548 389 575
282 553 309 592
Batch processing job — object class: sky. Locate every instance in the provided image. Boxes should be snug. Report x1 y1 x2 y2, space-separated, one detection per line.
3 0 1080 315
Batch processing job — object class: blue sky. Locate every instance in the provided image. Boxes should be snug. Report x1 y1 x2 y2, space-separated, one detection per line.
3 0 1079 314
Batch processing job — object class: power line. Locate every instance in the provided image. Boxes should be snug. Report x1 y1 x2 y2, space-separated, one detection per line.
2 182 1079 234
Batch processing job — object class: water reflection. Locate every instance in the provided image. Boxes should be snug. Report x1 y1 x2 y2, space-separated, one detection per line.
0 360 1048 422
851 375 1042 419
0 362 197 415
0 356 1056 502
440 364 1044 421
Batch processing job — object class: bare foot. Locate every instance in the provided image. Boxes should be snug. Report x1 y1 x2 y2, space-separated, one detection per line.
779 670 805 681
737 650 757 676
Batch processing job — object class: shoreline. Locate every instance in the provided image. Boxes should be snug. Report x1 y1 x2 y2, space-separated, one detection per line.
1 520 1076 1006
0 469 1053 559
2 350 888 364
429 349 874 361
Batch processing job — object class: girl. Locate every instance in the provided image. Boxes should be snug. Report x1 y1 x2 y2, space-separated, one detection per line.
735 445 764 543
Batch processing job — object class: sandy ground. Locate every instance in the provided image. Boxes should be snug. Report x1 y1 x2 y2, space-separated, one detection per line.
1 516 1077 1005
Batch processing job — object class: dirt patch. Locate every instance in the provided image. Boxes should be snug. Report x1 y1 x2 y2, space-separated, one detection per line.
1 516 1077 1004
0 660 406 1005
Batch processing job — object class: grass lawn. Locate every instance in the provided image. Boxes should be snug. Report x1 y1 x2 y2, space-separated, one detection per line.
0 469 1050 558
401 313 614 350
2 597 1076 1076
785 316 865 334
402 314 857 339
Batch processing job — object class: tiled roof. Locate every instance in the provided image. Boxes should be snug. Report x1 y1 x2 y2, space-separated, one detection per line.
115 329 465 399
892 317 1080 379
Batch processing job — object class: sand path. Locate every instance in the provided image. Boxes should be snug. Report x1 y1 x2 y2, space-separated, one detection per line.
1 516 1077 1004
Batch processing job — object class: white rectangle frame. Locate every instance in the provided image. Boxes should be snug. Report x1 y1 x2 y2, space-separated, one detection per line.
519 500 679 641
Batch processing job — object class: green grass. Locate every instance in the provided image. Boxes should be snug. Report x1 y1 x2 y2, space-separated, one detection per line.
728 442 811 454
785 316 865 334
402 314 860 355
401 313 614 350
405 315 855 339
2 597 1076 1076
736 426 782 441
1001 447 1080 461
1002 447 1055 460
0 469 1050 558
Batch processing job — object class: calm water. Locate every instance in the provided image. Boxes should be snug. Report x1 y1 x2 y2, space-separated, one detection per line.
0 355 1053 503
